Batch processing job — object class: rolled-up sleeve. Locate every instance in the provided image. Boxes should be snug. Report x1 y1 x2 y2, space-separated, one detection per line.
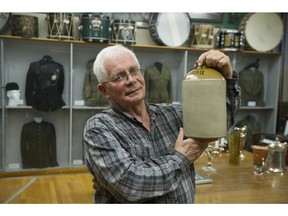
226 71 241 128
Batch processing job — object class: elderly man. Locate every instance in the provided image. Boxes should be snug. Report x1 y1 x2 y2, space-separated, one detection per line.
83 45 240 203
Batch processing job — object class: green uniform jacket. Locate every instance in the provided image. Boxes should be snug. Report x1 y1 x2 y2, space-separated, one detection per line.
83 60 109 106
145 65 173 103
239 68 265 106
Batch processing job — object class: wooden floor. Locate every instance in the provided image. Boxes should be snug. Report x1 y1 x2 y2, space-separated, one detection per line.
0 172 94 204
1 151 288 204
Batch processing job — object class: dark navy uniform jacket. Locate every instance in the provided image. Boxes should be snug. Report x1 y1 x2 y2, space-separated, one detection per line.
21 120 58 169
25 55 65 112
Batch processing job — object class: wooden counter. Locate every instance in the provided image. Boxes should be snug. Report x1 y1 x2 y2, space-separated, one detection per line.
194 151 288 204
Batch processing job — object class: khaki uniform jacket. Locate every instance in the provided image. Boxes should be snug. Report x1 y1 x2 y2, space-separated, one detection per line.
83 60 109 106
145 65 173 103
239 68 265 106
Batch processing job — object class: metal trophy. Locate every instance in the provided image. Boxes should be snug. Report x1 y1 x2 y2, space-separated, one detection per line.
202 138 226 172
239 126 247 159
265 137 287 173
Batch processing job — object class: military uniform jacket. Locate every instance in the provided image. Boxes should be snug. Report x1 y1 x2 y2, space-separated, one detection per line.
21 120 58 169
83 72 109 106
25 55 65 112
239 68 265 106
145 65 173 103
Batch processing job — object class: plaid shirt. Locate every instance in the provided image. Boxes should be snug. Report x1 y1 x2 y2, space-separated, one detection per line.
83 72 240 203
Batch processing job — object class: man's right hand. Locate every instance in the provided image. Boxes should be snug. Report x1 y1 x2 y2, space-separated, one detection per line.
174 127 210 163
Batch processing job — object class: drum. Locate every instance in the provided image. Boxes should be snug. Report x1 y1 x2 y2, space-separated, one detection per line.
47 13 74 40
79 13 110 43
191 24 214 48
10 15 38 37
238 13 284 52
0 13 10 33
111 19 136 45
149 13 191 47
218 29 244 51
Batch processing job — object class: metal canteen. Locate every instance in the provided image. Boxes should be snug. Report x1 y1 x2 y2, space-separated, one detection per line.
265 137 287 173
182 66 227 139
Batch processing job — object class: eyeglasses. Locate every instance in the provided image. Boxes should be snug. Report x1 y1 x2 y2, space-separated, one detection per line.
103 67 144 84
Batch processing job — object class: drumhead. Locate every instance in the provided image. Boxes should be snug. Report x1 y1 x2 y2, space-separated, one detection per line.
242 13 284 52
149 13 191 47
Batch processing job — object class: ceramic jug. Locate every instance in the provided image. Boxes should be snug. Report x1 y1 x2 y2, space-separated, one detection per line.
182 66 227 138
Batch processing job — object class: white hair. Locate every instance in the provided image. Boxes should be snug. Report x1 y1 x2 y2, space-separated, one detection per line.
93 44 140 83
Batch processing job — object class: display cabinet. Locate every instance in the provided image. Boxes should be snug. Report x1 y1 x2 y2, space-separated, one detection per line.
0 35 283 174
0 38 72 172
230 51 282 133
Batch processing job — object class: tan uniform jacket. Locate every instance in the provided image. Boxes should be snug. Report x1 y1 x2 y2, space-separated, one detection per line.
145 65 173 103
239 68 265 106
83 60 109 106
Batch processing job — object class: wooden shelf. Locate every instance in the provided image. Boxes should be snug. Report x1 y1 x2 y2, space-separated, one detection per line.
0 35 283 55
